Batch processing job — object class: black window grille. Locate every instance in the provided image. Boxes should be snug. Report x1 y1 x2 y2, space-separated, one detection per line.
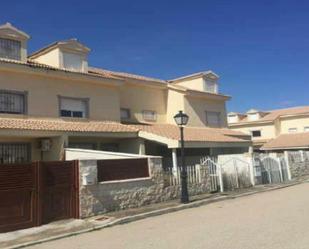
0 38 21 60
0 91 26 114
0 143 30 164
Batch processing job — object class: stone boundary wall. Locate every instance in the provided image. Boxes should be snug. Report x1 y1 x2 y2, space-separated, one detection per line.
289 161 309 178
79 158 210 218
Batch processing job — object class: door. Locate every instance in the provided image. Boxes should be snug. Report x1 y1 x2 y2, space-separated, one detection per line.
39 161 79 224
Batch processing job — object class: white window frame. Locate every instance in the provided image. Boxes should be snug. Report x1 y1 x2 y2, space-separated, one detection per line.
142 110 157 121
304 127 309 132
288 128 298 133
206 111 221 127
58 96 89 118
62 52 84 71
0 38 21 61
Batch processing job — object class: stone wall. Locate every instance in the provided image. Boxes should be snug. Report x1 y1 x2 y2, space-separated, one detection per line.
289 161 309 178
79 158 210 218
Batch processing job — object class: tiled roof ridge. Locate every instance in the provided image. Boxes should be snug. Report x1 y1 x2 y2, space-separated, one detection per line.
89 67 167 84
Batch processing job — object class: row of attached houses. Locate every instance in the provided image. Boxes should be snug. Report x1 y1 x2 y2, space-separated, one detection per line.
228 107 309 151
0 23 251 167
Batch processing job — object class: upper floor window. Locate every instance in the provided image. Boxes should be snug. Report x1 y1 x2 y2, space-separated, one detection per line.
120 108 131 120
59 96 88 118
63 52 83 71
0 38 21 60
0 90 26 114
204 80 218 93
288 128 297 133
143 110 157 121
206 111 221 127
251 130 261 137
304 127 309 132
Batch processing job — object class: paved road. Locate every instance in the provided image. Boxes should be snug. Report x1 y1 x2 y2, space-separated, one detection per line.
29 183 309 249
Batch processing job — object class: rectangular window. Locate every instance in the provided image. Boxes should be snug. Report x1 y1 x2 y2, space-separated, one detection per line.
68 143 96 150
0 143 30 164
100 143 119 152
0 38 21 60
59 96 88 118
288 128 297 133
120 108 131 120
304 127 309 132
206 111 221 127
143 110 157 121
0 90 26 114
204 80 218 93
251 130 261 137
63 52 83 71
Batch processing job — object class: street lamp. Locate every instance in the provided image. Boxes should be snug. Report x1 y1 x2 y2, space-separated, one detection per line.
174 110 189 203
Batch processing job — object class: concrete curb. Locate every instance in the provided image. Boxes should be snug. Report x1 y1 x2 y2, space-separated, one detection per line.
7 181 305 249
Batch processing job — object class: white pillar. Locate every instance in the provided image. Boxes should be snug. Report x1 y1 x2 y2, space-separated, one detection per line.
284 151 292 180
218 164 224 192
249 156 256 186
172 148 178 176
277 157 283 182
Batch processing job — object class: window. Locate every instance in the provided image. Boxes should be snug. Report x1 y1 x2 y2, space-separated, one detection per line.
100 143 119 152
59 96 88 118
304 127 309 132
63 52 83 71
143 110 157 121
288 128 298 133
206 111 221 127
0 38 21 60
204 80 218 93
68 142 96 150
0 90 26 114
0 143 30 164
251 130 261 137
120 108 131 120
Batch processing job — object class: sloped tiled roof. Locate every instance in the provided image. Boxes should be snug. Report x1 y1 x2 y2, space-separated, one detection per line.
261 132 309 150
0 117 137 133
131 124 250 143
89 67 166 84
230 106 309 124
0 58 119 80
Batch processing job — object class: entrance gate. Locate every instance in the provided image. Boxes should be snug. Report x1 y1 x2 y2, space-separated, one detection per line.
0 161 79 233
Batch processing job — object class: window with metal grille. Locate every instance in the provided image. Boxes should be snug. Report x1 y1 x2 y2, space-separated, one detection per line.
206 111 221 127
0 38 21 60
0 143 30 164
0 90 26 114
143 110 157 121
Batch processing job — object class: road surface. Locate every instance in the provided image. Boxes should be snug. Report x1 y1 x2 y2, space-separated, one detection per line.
29 183 309 249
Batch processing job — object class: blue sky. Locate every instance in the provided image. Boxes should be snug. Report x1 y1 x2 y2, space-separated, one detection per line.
1 0 309 112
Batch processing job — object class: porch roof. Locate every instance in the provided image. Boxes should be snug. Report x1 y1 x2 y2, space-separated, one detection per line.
130 124 251 148
0 117 137 133
261 132 309 150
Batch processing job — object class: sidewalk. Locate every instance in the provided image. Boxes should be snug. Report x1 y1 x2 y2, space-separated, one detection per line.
1 179 308 249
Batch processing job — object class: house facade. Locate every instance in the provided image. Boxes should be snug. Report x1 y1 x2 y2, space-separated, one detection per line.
227 107 309 151
0 23 251 166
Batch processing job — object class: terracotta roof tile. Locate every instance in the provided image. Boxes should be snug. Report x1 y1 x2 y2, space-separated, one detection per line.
130 124 251 143
231 106 309 124
261 132 309 150
0 58 119 80
0 117 137 133
89 67 166 84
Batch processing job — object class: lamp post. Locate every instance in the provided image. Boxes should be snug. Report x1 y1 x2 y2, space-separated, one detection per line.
174 110 189 204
